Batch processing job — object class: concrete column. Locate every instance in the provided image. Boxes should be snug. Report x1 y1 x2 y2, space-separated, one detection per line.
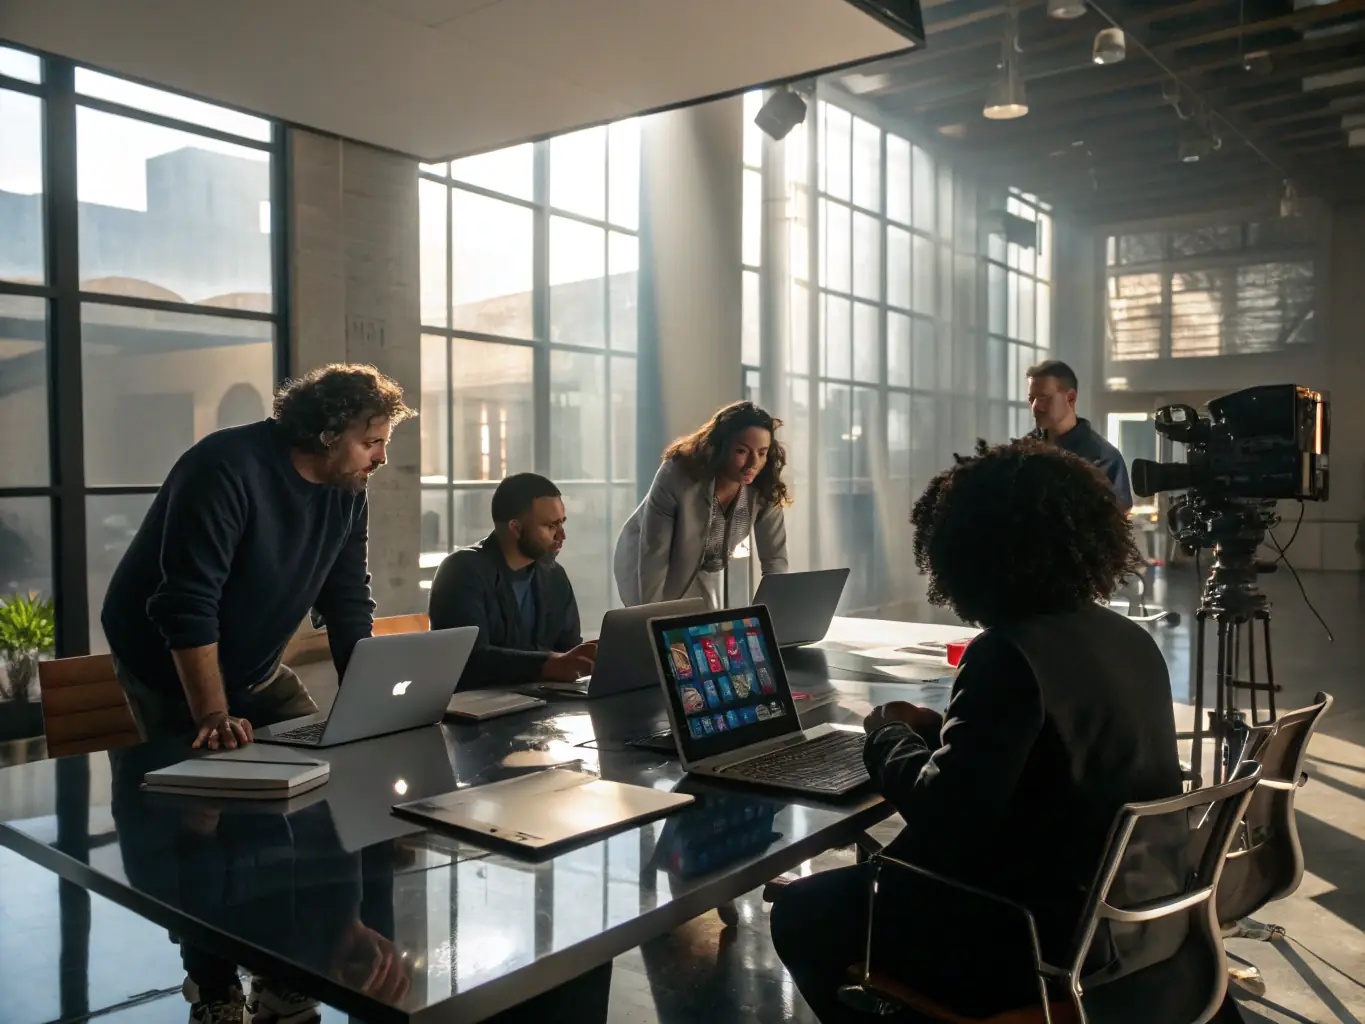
289 129 424 613
637 97 744 454
758 111 790 419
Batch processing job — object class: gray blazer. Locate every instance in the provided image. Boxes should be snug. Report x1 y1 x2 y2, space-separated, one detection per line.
613 457 789 607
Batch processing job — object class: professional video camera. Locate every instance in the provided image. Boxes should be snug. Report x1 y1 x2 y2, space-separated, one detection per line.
1128 384 1330 785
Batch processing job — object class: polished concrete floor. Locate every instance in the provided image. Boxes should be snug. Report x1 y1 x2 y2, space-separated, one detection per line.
2 568 1363 1024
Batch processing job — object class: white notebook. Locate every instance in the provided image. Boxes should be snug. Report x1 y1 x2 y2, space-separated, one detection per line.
142 750 330 799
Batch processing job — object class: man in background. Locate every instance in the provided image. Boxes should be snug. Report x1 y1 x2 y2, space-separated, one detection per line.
1027 359 1133 510
428 472 596 689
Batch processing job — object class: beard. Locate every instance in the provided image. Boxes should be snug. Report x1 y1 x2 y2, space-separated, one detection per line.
516 533 556 564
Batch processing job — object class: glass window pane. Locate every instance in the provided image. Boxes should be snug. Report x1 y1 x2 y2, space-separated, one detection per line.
852 301 879 383
76 107 272 308
822 200 851 294
823 105 852 201
419 179 448 328
912 146 935 231
81 304 272 486
819 382 852 486
937 165 953 241
450 340 533 482
87 493 156 653
420 489 450 570
608 231 639 352
550 350 607 480
449 487 496 552
986 337 1007 400
611 355 636 482
550 126 606 220
913 318 935 389
0 89 44 285
0 295 49 486
886 134 910 225
743 90 764 168
1019 277 1036 344
887 226 910 310
451 143 534 202
555 485 610 632
742 269 760 367
0 498 52 653
790 281 810 376
742 168 763 268
911 233 934 314
452 191 533 339
823 293 851 380
608 119 640 230
1007 269 1020 339
0 47 41 83
988 263 1006 335
1037 213 1053 282
75 68 271 141
888 311 910 388
851 117 880 212
852 211 880 302
420 334 449 483
1038 282 1052 349
550 217 606 348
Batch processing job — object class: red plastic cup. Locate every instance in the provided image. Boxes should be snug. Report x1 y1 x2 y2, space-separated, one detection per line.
946 639 972 668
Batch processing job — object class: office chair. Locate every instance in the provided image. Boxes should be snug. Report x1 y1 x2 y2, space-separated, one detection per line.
837 763 1263 1024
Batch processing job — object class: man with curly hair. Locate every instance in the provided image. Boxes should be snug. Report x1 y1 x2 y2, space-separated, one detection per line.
770 440 1186 1022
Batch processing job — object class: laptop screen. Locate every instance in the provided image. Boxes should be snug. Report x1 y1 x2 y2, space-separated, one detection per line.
649 604 801 762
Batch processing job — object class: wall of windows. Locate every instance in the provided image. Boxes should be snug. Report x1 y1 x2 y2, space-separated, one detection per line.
418 124 641 631
746 86 1053 619
0 42 283 661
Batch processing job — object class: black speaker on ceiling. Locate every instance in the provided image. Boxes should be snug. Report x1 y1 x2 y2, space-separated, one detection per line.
842 0 926 47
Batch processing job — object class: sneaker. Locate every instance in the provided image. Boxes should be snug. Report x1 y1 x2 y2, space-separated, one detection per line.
246 975 322 1024
183 978 247 1024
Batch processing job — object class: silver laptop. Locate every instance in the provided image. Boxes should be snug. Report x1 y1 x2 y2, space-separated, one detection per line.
752 568 850 647
256 626 478 748
527 598 706 699
647 604 869 797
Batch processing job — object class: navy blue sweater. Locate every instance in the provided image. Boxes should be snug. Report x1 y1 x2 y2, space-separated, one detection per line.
102 420 375 696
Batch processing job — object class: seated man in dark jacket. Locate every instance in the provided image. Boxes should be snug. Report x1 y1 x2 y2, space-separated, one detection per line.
428 473 597 689
770 440 1185 1022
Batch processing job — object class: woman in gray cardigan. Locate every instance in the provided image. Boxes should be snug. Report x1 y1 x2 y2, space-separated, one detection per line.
614 401 790 608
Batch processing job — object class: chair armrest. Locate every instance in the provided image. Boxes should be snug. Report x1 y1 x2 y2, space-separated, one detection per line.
1180 764 1202 792
872 853 1035 921
1298 771 1308 788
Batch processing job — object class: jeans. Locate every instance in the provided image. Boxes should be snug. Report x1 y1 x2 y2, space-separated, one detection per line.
112 657 320 1003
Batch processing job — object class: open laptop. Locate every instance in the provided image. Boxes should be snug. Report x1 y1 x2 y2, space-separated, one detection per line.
647 604 869 797
752 568 850 647
256 626 478 748
526 598 706 699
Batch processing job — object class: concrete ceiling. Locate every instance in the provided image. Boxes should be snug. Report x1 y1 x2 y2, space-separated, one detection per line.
0 0 915 159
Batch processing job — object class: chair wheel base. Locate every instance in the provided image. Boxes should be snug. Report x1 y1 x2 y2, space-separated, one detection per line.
1228 965 1266 999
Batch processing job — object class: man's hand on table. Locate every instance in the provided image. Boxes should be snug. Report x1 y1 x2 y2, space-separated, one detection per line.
192 710 254 750
333 920 412 1003
863 701 942 738
541 641 598 683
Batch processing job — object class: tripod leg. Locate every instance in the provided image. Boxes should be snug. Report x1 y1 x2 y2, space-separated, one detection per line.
1262 613 1277 720
1246 618 1259 727
1213 619 1229 786
1192 612 1207 784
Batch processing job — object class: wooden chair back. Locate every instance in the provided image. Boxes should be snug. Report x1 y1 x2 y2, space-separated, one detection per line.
282 612 431 667
38 654 141 759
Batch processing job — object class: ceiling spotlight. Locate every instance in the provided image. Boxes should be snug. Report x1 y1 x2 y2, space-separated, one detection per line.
1048 0 1087 17
1092 27 1126 65
984 4 1028 120
1242 50 1273 75
1178 130 1221 163
753 88 808 141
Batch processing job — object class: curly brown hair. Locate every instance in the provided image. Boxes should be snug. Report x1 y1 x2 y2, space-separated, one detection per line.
911 438 1142 626
272 364 415 454
663 401 792 508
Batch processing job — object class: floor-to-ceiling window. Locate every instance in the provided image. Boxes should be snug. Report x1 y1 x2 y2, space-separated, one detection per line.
0 42 284 662
746 86 1053 619
418 124 641 631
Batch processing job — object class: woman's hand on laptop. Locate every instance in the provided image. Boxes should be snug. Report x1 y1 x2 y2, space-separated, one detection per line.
541 642 598 683
863 702 941 738
192 710 254 750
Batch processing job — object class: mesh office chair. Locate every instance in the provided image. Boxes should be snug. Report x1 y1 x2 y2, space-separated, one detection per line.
839 762 1263 1024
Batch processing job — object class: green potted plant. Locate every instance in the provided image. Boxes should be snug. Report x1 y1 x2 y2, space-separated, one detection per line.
0 592 55 741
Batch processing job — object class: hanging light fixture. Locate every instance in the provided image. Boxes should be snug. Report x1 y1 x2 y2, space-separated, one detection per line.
1048 0 1087 18
1092 27 1126 65
1280 180 1302 218
984 3 1028 119
1178 113 1222 163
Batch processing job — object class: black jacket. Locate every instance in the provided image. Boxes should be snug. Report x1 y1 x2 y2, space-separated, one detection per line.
867 605 1184 980
1031 418 1134 511
427 534 582 690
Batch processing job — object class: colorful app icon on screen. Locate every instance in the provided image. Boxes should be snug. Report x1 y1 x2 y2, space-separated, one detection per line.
746 632 765 663
687 718 705 739
699 715 716 735
740 706 759 726
713 714 729 732
700 639 724 674
725 634 743 662
691 644 709 677
680 685 705 714
768 701 784 718
757 666 776 694
670 642 693 680
732 671 753 699
725 709 741 729
755 704 771 722
703 680 721 708
717 675 735 702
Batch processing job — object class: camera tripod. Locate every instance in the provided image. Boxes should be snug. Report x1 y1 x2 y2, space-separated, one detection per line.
1188 519 1281 786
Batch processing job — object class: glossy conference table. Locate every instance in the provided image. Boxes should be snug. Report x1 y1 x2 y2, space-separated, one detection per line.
0 618 970 1023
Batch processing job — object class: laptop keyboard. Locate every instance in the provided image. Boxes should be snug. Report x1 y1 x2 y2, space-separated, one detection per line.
273 721 325 744
721 730 869 794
